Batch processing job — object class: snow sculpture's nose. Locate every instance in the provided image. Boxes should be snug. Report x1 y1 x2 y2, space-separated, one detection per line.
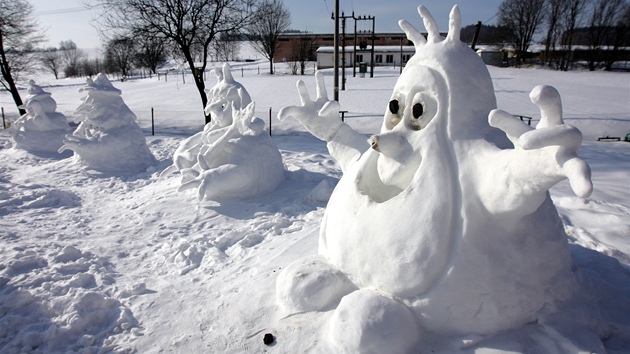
370 135 380 152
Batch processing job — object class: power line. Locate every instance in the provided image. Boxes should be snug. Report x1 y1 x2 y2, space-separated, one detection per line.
35 5 99 16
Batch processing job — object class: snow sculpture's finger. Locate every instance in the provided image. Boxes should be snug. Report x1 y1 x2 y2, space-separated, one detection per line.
177 178 201 192
277 106 304 122
530 85 563 129
315 71 328 101
518 125 582 151
489 109 532 140
563 157 593 198
296 80 312 105
320 100 341 118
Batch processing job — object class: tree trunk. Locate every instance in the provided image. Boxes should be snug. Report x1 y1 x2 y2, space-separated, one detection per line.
0 62 25 116
269 58 273 74
181 49 210 125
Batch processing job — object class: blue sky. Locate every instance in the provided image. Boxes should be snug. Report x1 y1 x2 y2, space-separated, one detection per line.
31 0 504 49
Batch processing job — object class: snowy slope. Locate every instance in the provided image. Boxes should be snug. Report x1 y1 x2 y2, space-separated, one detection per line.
0 62 629 353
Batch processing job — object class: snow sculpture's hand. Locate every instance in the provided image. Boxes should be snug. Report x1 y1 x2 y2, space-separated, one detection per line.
489 85 592 200
278 71 343 142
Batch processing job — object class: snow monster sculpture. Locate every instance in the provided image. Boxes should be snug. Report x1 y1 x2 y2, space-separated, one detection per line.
276 5 595 353
10 80 71 153
59 73 156 172
163 63 283 200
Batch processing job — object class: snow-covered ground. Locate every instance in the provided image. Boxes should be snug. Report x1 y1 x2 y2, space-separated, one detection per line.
0 59 629 353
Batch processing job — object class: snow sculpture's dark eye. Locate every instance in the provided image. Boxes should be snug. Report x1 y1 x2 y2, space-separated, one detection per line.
389 100 399 114
412 103 424 118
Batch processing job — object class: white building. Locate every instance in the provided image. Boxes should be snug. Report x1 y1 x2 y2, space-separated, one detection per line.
316 46 416 69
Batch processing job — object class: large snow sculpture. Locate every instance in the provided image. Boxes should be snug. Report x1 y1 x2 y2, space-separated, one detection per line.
10 80 71 153
164 63 283 200
277 5 595 353
58 73 156 172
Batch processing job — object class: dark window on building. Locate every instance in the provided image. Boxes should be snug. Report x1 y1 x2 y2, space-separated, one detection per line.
386 54 394 63
356 54 363 63
375 54 383 63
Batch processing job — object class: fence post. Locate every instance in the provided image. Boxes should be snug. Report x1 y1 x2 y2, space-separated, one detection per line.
1 107 5 129
242 67 244 77
151 107 155 136
269 107 272 136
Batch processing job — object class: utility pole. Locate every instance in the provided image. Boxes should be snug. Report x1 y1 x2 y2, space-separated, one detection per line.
354 15 376 78
471 21 482 51
332 0 339 102
333 1 340 101
370 16 375 78
339 12 354 91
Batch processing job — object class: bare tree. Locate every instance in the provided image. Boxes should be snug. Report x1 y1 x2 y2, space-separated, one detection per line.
287 35 315 75
606 3 630 70
0 0 43 115
543 0 567 67
97 0 257 124
106 36 136 77
211 32 241 62
249 0 291 74
585 0 627 70
498 0 547 66
39 48 63 79
134 36 166 74
558 0 589 70
60 40 86 77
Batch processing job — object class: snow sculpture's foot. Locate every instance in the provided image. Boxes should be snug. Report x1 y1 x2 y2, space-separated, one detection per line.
328 289 420 354
276 255 356 313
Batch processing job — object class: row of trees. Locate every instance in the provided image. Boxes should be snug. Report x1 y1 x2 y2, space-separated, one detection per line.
1 0 292 124
498 0 630 70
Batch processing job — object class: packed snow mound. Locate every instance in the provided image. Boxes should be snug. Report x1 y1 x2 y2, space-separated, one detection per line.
164 63 284 201
276 4 623 353
0 245 139 353
58 73 157 172
9 80 71 153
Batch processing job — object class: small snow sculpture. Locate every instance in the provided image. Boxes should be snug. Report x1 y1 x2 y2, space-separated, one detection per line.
59 73 156 172
277 4 597 353
164 63 283 201
10 80 71 153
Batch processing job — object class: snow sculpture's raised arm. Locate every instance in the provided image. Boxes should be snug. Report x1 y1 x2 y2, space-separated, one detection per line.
481 85 592 216
278 72 369 173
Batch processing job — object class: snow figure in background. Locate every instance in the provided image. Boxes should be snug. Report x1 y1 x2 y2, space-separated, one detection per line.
276 5 598 353
59 73 156 172
10 80 72 153
164 63 283 201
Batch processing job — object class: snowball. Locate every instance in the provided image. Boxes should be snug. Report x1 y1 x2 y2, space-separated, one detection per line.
276 255 356 313
328 289 420 354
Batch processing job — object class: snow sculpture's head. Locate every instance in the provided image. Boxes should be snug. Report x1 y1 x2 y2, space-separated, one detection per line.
204 63 252 127
370 5 498 189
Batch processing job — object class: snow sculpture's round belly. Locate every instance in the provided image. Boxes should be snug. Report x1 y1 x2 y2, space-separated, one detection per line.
320 132 455 297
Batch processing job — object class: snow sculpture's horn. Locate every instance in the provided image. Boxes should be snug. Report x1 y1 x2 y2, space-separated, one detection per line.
222 63 234 83
418 5 440 43
399 19 426 50
446 5 461 43
400 5 462 50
